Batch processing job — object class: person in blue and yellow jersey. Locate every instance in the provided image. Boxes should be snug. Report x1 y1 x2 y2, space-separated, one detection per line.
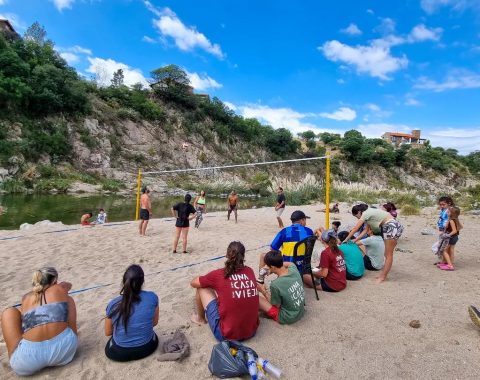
257 210 320 289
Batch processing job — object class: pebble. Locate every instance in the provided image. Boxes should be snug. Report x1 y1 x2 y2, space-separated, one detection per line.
409 320 421 328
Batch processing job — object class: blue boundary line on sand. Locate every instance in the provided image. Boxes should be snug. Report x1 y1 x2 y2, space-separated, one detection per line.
0 235 24 241
11 243 270 307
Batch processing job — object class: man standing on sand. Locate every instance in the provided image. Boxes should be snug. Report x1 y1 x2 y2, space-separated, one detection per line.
275 187 286 228
227 191 239 223
139 187 152 236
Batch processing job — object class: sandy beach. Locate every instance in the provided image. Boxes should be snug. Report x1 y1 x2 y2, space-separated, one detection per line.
1 204 480 379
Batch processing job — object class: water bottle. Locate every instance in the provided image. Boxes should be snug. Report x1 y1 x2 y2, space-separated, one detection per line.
257 357 282 378
246 352 258 380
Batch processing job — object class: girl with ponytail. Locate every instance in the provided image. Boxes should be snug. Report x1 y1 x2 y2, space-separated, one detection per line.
190 241 259 342
1 267 78 376
104 265 159 362
313 230 347 292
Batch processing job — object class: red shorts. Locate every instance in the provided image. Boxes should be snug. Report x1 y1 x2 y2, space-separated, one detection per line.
266 305 280 322
81 221 91 226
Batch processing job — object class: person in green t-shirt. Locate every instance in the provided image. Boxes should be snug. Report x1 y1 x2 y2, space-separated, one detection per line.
257 250 305 325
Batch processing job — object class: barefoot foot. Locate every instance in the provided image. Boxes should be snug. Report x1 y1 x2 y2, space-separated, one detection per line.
190 314 207 325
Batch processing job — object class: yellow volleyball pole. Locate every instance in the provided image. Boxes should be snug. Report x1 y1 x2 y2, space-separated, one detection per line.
325 151 331 229
135 169 142 221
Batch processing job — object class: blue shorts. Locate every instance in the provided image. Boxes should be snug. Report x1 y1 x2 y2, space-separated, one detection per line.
10 327 78 376
449 235 459 246
205 300 225 342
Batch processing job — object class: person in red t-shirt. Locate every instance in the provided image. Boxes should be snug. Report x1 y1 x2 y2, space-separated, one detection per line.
190 241 259 341
313 230 347 292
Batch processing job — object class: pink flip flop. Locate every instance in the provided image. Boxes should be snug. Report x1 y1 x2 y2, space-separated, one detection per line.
439 264 454 271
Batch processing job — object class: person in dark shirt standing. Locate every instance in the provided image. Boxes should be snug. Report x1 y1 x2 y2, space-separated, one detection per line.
275 187 286 228
171 194 196 253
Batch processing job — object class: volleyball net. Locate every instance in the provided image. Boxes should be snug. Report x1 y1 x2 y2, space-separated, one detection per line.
135 153 332 228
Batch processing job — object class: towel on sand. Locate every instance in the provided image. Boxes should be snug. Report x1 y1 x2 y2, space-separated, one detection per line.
157 330 190 361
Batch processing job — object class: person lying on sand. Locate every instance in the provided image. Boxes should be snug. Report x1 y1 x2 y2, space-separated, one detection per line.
190 241 259 341
318 203 340 213
257 250 305 324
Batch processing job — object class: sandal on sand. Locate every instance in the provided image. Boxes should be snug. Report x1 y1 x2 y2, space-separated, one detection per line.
468 305 480 329
440 264 454 271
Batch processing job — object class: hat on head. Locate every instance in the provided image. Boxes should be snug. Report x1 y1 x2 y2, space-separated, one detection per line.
290 210 310 222
321 229 337 242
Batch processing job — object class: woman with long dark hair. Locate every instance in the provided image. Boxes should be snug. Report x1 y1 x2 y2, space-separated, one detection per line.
190 241 259 341
313 230 347 292
172 194 197 253
105 265 159 362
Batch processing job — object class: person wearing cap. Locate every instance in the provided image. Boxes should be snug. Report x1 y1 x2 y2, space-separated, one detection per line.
313 229 347 292
258 210 319 289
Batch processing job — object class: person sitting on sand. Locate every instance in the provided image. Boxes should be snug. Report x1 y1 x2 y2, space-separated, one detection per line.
337 231 364 280
105 265 159 362
171 194 197 253
95 208 108 224
332 221 341 237
343 204 404 283
81 212 93 226
313 230 347 292
354 225 385 271
227 190 239 223
258 210 319 289
257 250 305 324
1 267 78 376
190 241 259 341
468 305 480 330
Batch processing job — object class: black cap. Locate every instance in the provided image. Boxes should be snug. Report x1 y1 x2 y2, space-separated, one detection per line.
290 210 310 222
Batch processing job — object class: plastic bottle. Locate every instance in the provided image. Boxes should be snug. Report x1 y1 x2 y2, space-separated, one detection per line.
257 357 282 378
246 352 258 380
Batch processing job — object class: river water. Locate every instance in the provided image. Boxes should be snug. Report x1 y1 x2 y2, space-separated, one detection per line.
0 194 272 230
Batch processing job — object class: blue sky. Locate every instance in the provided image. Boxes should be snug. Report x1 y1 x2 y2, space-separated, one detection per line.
1 0 480 154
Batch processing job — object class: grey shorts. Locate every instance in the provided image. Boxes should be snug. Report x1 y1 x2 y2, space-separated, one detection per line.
381 219 404 240
276 208 285 217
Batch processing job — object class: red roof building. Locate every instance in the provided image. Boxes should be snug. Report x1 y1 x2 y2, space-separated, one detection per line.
382 130 426 146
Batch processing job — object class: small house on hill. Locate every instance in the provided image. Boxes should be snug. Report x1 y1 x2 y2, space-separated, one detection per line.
0 19 19 38
382 129 426 147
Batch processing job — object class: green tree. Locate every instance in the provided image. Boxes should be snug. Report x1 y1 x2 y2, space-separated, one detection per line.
24 22 47 45
111 69 124 87
151 64 190 89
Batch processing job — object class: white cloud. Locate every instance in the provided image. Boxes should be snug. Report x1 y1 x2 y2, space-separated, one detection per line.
341 23 362 36
223 101 237 111
405 97 421 106
186 71 222 91
414 70 480 92
366 103 381 112
68 45 92 55
421 0 480 14
51 0 75 11
337 78 346 84
142 35 157 44
320 39 408 80
240 105 319 134
86 57 148 87
60 52 80 65
425 127 480 154
408 24 443 42
320 107 357 121
367 9 375 15
0 0 8 6
144 1 224 59
375 17 397 35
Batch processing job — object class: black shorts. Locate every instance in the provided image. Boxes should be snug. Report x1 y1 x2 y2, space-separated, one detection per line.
449 235 459 246
140 209 150 221
363 256 380 271
346 270 362 281
105 333 158 362
314 278 339 292
229 204 237 211
175 219 190 228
